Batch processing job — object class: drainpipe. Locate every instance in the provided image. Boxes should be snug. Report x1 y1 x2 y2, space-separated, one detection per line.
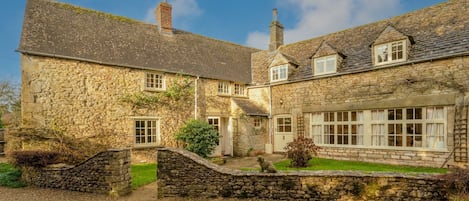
194 76 200 120
267 84 273 153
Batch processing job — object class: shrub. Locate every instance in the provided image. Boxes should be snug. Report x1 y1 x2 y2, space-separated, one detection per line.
10 150 61 168
176 119 219 158
284 136 320 167
438 167 469 195
0 163 26 188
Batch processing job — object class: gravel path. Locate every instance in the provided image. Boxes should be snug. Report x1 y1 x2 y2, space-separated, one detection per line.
0 155 283 201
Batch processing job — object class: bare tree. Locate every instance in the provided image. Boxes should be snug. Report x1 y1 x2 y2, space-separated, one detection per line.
0 81 20 128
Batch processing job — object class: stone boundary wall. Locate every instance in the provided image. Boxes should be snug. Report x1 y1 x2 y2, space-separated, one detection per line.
0 129 5 155
157 148 447 201
22 148 131 196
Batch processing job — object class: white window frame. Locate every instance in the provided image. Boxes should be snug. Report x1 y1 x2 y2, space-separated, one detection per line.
314 55 337 76
309 107 447 151
311 111 364 146
270 64 288 82
253 117 262 129
134 117 160 146
275 115 292 134
234 83 246 96
374 40 406 66
218 81 231 95
145 72 165 91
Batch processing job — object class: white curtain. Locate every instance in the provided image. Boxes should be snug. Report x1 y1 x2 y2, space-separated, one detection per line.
356 111 364 145
371 110 386 146
426 107 445 148
311 113 323 144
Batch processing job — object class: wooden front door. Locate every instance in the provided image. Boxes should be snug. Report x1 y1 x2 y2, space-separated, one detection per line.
273 116 293 152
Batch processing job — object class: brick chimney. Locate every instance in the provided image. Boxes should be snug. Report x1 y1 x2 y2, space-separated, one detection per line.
155 1 173 34
269 8 284 51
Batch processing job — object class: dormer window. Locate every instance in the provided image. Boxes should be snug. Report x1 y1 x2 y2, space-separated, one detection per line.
314 55 337 76
270 64 288 82
374 40 406 65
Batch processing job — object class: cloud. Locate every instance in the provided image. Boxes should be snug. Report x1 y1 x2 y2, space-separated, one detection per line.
144 0 202 28
245 0 400 49
246 31 270 50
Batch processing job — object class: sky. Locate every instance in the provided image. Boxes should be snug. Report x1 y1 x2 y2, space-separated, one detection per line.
0 0 446 84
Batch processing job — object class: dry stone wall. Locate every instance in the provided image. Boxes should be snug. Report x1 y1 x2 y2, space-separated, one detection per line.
21 148 131 196
157 148 447 201
0 129 5 155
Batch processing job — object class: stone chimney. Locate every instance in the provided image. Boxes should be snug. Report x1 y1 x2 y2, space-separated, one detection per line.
269 8 284 51
155 1 173 34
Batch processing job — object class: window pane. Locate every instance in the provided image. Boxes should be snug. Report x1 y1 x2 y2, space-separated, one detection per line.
316 60 325 73
376 45 388 63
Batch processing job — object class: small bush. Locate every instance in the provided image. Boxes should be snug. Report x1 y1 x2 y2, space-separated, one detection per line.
10 150 61 168
0 163 26 188
438 167 469 195
176 119 219 158
284 136 320 167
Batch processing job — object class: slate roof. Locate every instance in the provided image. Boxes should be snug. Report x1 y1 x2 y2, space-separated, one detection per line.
253 0 469 83
18 0 259 83
232 99 269 116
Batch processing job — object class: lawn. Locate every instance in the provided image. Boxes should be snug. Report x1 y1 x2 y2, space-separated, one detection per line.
273 158 447 174
131 163 157 189
0 163 26 188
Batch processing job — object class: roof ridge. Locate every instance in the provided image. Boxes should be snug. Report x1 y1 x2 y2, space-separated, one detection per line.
50 0 144 24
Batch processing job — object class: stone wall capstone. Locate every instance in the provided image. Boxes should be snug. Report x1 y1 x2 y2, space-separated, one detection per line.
21 148 132 196
157 147 448 201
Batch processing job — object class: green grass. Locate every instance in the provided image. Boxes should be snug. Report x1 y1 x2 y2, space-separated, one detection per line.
273 158 447 174
0 163 26 188
131 163 157 189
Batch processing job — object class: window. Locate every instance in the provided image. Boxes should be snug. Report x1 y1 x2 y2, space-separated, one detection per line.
311 107 446 150
234 83 246 96
134 118 160 146
374 40 406 65
426 107 445 148
276 116 292 133
314 55 337 75
218 81 230 95
145 72 165 91
311 111 364 146
208 117 220 133
253 117 262 129
270 64 288 82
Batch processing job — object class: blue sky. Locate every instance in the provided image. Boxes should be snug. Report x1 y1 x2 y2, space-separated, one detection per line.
0 0 445 84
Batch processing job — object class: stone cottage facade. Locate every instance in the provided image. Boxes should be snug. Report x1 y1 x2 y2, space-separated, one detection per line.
18 0 469 167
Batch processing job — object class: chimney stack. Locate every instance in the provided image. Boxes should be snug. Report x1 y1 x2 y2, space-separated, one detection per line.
269 8 284 51
155 1 173 34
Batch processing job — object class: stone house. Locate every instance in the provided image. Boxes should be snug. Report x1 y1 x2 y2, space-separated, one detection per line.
18 0 469 167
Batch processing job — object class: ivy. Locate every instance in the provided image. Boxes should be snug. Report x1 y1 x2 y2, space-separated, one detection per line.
121 75 194 110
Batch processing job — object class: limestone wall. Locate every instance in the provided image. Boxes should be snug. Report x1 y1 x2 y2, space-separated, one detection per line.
0 129 4 155
270 56 469 166
21 55 247 159
21 148 131 196
157 148 447 201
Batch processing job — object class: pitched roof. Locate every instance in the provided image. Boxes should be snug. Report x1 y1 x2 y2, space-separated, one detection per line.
252 0 469 84
232 99 269 116
18 0 259 83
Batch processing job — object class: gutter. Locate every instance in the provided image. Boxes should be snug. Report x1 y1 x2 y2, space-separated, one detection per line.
268 51 469 87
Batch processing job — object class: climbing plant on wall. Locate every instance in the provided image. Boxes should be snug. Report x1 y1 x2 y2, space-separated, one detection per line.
121 74 195 146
